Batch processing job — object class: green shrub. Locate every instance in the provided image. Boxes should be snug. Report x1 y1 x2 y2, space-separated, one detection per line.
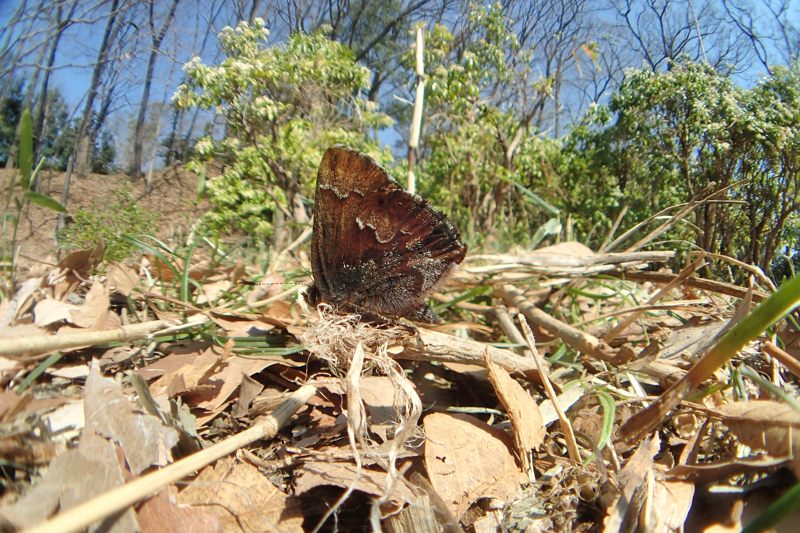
59 183 156 263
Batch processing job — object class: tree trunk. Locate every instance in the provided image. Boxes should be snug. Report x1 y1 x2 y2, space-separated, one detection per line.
130 0 180 179
59 0 121 236
33 0 80 188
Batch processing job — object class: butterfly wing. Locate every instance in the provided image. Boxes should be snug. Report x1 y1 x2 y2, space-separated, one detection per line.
310 146 466 322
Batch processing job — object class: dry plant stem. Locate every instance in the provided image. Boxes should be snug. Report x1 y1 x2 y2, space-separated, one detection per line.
498 284 621 364
599 205 629 252
602 257 706 343
247 285 302 310
24 384 317 533
464 250 673 272
517 315 581 464
398 327 542 378
610 270 768 301
689 251 777 292
493 306 531 356
763 340 800 379
0 318 176 357
314 345 366 533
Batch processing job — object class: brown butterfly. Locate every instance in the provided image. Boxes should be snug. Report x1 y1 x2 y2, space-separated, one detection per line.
307 146 467 323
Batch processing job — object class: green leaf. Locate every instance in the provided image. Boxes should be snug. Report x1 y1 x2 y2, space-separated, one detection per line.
24 191 66 212
584 388 616 464
18 109 33 189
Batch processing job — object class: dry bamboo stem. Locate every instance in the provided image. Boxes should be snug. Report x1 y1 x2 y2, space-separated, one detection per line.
498 284 622 364
763 340 800 380
609 270 768 301
398 327 543 379
601 257 706 343
0 318 185 357
23 384 317 533
518 316 581 464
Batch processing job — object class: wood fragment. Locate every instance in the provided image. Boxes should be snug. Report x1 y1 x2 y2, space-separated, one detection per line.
498 284 623 364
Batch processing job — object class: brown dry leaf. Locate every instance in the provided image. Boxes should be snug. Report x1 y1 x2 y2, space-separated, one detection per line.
137 486 222 533
84 360 178 473
603 434 660 532
137 352 199 380
649 465 694 531
178 456 303 532
208 310 279 337
234 374 264 417
196 279 232 305
295 460 415 516
106 264 139 296
67 281 114 329
46 242 104 300
33 297 80 327
34 281 120 331
148 348 221 398
195 354 279 413
423 412 525 519
485 355 544 473
717 400 800 476
0 430 138 531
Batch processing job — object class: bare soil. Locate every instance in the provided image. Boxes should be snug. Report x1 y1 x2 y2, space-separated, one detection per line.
0 166 206 275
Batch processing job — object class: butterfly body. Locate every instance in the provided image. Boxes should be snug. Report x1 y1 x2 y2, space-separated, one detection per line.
309 146 466 323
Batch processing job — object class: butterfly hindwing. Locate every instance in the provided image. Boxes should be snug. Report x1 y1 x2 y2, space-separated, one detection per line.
310 146 466 322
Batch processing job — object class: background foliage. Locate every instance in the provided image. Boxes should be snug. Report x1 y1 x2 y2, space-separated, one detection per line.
1 0 799 280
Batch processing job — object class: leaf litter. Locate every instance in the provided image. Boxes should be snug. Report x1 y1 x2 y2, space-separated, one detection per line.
0 242 798 531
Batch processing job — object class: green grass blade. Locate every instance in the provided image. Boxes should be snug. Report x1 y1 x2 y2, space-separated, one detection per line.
16 352 63 394
743 480 800 533
25 191 67 212
585 388 616 464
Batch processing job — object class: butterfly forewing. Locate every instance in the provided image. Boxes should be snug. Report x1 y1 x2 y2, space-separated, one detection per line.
310 146 466 322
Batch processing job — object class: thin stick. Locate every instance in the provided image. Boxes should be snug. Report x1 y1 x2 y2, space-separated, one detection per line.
0 319 179 357
24 384 317 533
499 284 621 364
601 257 706 343
763 340 800 380
517 315 581 464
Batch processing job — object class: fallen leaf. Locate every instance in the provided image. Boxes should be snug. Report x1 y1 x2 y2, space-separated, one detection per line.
194 279 232 305
649 466 694 531
295 460 414 516
423 412 525 519
0 429 136 531
148 348 221 398
485 355 544 472
106 264 139 297
33 297 80 327
717 400 800 477
83 361 178 474
603 434 660 532
47 242 104 300
67 281 114 329
137 486 222 533
179 456 303 532
46 364 90 380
